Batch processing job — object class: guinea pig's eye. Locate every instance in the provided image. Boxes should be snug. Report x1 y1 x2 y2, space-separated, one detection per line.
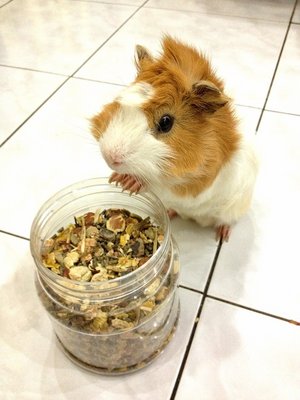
157 114 174 133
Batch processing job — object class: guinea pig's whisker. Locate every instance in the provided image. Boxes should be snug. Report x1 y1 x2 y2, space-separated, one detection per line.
157 157 173 172
134 167 151 187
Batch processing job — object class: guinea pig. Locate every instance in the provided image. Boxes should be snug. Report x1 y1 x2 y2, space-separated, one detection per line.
91 35 258 242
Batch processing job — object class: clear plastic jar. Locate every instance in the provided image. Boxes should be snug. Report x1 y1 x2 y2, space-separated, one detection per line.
30 178 180 375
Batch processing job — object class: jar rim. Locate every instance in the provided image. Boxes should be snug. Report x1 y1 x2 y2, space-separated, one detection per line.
30 177 171 294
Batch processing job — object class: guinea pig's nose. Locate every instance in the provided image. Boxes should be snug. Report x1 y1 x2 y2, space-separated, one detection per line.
105 150 124 168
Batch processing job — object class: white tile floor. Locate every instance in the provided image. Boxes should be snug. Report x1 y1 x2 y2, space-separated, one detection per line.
0 0 299 399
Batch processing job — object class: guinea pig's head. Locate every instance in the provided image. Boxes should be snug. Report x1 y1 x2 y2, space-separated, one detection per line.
91 36 236 183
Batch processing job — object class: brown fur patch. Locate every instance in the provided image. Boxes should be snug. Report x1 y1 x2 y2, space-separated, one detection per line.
90 101 120 140
134 36 240 197
90 36 240 199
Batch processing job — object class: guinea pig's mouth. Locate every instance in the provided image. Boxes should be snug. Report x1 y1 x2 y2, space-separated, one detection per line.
110 160 122 169
101 148 125 170
103 155 133 175
100 144 141 176
104 158 127 172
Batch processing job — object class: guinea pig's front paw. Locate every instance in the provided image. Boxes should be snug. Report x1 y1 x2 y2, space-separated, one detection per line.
215 224 231 243
109 172 144 194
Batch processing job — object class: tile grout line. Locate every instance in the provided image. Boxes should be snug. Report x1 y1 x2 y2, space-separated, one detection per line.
3 62 298 120
69 0 150 78
174 248 299 400
255 0 298 132
235 104 261 110
0 0 149 149
1 2 298 149
264 108 300 118
1 232 294 328
71 0 140 6
179 284 203 295
206 294 300 326
170 239 223 400
179 284 300 325
65 0 299 25
73 75 126 87
141 5 295 24
0 63 68 77
0 0 13 9
0 229 29 241
0 76 71 148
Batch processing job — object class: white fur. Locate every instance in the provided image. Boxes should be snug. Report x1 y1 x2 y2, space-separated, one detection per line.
116 82 154 107
99 83 173 182
148 136 259 227
100 81 258 228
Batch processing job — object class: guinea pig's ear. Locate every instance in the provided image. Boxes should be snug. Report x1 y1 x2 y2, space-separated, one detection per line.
190 80 230 113
135 44 153 70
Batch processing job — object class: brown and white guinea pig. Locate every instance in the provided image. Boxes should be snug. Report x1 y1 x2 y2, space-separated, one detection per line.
91 36 258 241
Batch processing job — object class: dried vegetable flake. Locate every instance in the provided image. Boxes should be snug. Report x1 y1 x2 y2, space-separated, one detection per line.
42 208 164 281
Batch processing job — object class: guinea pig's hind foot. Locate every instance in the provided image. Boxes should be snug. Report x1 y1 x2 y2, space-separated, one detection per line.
215 224 231 243
167 209 178 219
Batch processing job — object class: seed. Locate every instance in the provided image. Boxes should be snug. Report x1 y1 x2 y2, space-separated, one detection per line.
86 226 99 238
69 266 92 281
131 238 145 257
111 318 134 330
44 252 57 267
119 233 130 246
84 212 95 226
99 228 115 241
140 299 155 313
63 251 80 268
41 208 164 283
125 223 137 235
91 271 108 282
42 239 54 255
39 207 176 374
155 286 169 302
144 278 161 296
144 227 156 240
106 214 126 233
90 311 108 331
